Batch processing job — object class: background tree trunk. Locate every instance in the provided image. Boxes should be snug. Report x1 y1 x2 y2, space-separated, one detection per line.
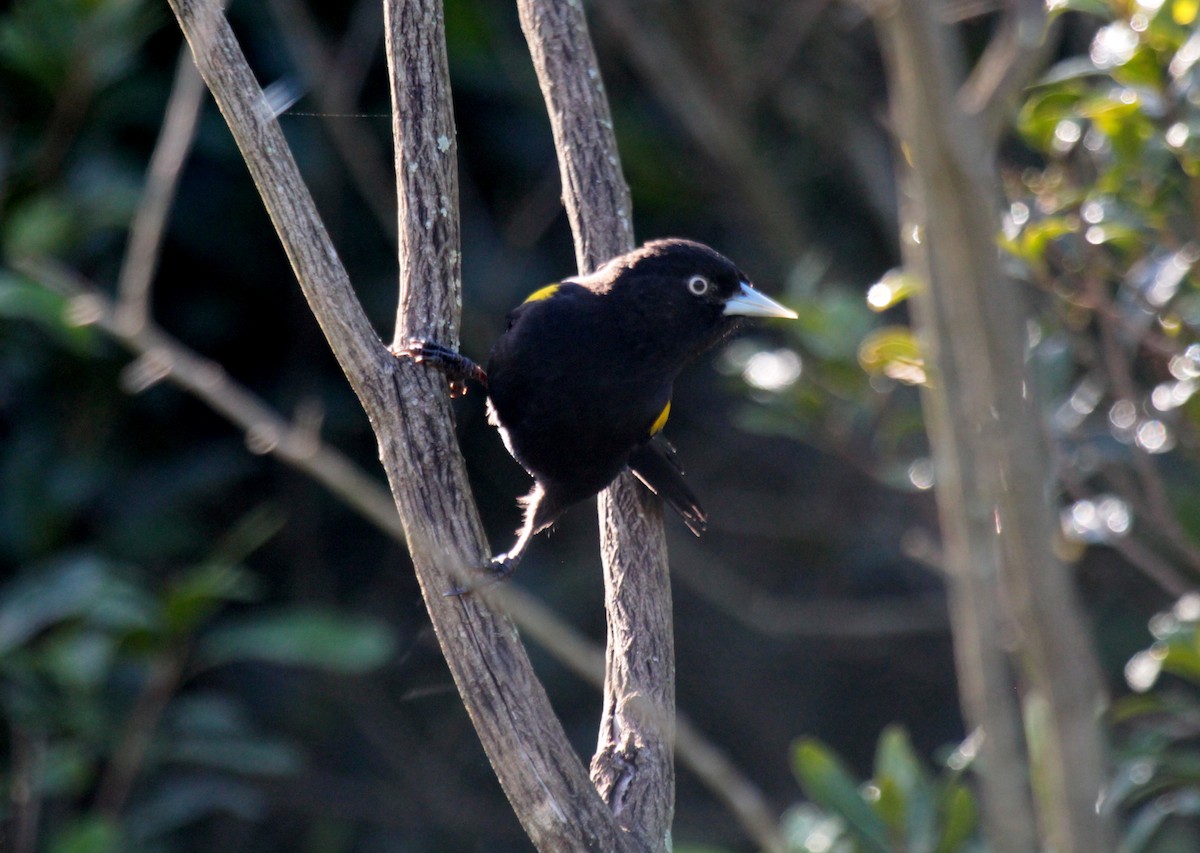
874 3 1114 851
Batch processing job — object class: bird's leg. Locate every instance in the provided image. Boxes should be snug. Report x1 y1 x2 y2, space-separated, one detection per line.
391 339 487 397
444 483 548 596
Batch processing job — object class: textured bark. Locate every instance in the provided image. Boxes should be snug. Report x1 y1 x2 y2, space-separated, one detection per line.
874 4 1114 852
166 0 638 849
517 1 676 848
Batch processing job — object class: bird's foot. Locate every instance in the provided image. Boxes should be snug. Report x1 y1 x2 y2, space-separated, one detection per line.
443 552 521 597
391 339 487 397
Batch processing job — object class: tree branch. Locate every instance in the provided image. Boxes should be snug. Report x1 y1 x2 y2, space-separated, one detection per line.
874 3 1114 851
516 1 676 846
115 46 206 333
165 0 638 847
957 0 1053 146
28 258 785 850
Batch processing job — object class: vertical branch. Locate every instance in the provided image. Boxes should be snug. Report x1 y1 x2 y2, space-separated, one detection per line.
874 4 1113 852
380 1 638 851
166 0 637 847
517 1 676 847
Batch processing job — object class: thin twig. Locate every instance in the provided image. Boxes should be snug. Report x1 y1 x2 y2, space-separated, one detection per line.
8 724 45 853
115 46 206 333
672 542 950 639
958 0 1053 145
267 0 396 244
594 0 809 263
94 654 184 818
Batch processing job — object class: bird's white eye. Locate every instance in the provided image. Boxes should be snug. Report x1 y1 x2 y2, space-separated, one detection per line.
687 275 710 296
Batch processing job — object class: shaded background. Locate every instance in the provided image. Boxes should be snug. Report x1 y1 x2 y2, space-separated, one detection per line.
1 0 1191 850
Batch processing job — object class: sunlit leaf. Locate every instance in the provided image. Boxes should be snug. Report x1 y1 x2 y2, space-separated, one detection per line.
866 269 920 312
874 725 935 848
1045 0 1116 18
1009 217 1078 267
934 784 978 853
792 739 890 853
858 326 926 386
1160 639 1200 681
1018 87 1086 152
1112 46 1165 89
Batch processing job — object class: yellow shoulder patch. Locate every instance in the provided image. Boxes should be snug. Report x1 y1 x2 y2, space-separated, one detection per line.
522 283 560 304
650 400 671 435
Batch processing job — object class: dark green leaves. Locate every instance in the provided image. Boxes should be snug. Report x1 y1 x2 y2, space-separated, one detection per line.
789 727 980 853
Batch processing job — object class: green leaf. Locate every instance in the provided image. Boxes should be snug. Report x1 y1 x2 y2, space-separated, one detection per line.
0 272 97 351
164 563 259 639
1161 639 1200 682
934 784 978 853
48 816 121 853
874 775 907 842
1018 87 1086 152
874 725 935 850
164 736 303 776
858 326 926 386
1046 0 1116 19
1112 45 1165 88
0 555 156 655
1008 217 1078 267
3 194 77 259
1079 93 1154 163
199 608 396 673
792 739 890 853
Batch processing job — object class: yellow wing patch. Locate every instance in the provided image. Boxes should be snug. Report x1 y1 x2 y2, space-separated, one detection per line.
650 400 671 435
522 283 560 304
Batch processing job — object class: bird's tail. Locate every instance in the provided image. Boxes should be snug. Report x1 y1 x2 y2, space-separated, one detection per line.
628 437 707 536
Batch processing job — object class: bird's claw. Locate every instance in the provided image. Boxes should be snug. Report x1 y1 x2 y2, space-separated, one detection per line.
443 553 520 597
391 339 487 398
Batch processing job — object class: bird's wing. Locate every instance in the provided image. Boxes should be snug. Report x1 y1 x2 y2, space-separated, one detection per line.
628 437 707 536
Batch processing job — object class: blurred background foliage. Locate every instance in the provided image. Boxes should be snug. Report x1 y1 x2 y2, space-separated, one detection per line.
3 0 1200 849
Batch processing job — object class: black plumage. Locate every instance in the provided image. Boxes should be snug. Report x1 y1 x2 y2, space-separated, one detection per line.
400 238 797 584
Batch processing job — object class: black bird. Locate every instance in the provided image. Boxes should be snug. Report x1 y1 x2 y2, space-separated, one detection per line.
400 238 797 584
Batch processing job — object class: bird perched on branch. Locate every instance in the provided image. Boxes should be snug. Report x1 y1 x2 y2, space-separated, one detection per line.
398 238 797 588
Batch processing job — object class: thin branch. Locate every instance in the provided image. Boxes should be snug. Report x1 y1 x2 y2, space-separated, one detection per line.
24 261 404 537
8 724 44 853
115 46 206 332
594 0 810 263
672 543 950 639
93 654 184 818
958 0 1053 145
266 0 397 244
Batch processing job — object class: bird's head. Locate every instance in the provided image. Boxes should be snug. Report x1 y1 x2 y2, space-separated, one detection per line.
580 238 797 361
